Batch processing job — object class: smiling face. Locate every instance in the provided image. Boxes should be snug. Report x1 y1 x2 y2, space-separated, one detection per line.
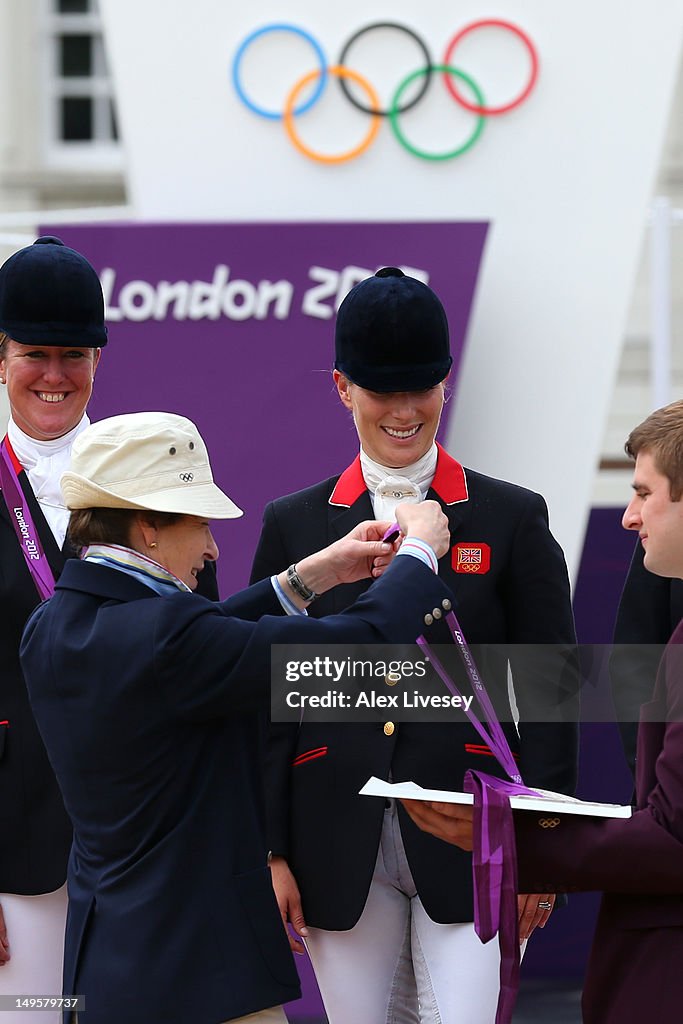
0 339 100 441
146 515 219 590
622 450 683 579
334 371 446 469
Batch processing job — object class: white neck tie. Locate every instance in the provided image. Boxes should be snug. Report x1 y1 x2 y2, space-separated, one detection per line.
360 444 438 521
373 477 421 522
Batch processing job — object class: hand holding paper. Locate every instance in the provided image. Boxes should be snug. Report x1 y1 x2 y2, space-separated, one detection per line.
402 798 474 850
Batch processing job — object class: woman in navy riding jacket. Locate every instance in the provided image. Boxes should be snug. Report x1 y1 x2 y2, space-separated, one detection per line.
19 410 452 1024
250 268 579 1023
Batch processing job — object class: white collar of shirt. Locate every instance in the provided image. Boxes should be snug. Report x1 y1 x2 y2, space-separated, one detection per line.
7 414 90 549
360 444 438 520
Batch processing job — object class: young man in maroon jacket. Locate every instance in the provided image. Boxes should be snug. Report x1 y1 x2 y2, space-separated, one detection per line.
404 399 683 1024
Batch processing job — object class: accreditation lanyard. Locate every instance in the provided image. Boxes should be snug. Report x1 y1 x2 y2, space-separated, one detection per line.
0 437 57 601
417 610 539 1024
417 609 532 787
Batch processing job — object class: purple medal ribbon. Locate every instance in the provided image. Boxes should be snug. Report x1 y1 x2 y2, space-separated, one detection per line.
465 771 521 1024
417 610 539 1024
417 615 524 784
0 438 56 601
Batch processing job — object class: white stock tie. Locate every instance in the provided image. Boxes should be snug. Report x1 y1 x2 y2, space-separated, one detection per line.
373 477 421 522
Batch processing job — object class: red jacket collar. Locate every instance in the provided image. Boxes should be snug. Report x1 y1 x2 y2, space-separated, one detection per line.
2 435 23 475
431 443 469 504
329 443 468 507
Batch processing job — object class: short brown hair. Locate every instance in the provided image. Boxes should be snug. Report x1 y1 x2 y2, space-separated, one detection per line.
625 400 683 500
68 508 183 550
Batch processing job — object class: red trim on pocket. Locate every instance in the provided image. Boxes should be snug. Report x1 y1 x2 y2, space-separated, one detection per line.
465 743 518 760
292 746 328 767
0 721 8 726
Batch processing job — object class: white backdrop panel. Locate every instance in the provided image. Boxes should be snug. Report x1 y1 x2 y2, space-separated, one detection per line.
98 0 683 576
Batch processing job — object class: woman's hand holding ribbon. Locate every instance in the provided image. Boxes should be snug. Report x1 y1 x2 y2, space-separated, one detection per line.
292 519 395 596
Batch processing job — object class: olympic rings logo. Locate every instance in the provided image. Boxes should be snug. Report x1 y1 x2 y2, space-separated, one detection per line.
231 20 539 164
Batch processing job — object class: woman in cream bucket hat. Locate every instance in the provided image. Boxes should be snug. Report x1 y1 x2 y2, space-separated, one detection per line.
19 410 453 1024
61 411 242 520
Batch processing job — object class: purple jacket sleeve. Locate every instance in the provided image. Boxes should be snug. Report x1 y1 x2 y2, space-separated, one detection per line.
516 636 683 895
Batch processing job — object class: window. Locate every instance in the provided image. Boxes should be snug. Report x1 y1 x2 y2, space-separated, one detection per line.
42 0 122 168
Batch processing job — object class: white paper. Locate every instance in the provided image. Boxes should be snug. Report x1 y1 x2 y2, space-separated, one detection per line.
360 777 632 819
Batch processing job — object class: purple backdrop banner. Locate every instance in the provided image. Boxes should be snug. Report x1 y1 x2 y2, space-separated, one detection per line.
42 222 488 595
38 221 488 1017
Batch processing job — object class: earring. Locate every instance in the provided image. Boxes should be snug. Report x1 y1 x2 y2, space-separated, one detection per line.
0 378 5 384
149 542 157 549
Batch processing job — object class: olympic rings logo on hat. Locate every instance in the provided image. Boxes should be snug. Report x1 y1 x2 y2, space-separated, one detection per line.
231 20 539 165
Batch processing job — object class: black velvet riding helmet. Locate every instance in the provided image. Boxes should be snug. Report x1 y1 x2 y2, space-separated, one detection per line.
0 235 107 347
334 267 451 392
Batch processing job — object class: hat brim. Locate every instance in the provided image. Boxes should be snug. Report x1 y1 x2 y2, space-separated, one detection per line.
336 357 452 393
1 322 108 347
61 472 243 519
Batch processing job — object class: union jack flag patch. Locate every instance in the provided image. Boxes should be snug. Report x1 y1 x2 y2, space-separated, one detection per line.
452 543 491 574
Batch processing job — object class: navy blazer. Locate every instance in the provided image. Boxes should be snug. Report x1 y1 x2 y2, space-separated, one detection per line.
0 468 72 894
250 445 579 927
20 555 452 1024
0 461 218 896
516 621 683 1024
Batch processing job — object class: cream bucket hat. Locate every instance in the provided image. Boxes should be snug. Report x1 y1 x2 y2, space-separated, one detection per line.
61 411 243 519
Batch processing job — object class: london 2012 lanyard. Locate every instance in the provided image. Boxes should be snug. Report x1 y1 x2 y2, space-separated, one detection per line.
0 436 57 601
383 519 534 786
417 609 535 789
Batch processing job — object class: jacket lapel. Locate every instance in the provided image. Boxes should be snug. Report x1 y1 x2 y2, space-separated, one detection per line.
427 484 467 538
323 457 375 613
21 471 68 577
428 443 469 550
329 492 375 541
